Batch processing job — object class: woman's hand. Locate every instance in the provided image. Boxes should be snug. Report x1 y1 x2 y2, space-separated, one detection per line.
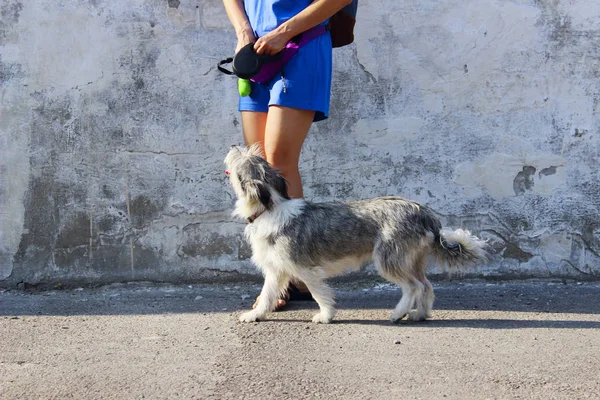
253 27 293 55
236 28 256 54
252 0 351 55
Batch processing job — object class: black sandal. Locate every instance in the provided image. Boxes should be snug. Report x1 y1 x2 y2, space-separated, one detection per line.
286 282 314 302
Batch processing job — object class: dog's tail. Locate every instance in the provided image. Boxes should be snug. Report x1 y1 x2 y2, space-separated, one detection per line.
433 228 489 271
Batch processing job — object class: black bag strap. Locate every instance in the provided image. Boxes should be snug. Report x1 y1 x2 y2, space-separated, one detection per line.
217 58 235 75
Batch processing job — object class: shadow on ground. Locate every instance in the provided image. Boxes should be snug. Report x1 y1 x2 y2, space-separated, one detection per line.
266 317 600 329
2 281 599 326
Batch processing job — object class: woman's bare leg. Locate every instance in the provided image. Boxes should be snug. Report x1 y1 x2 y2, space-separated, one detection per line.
263 105 315 198
241 111 267 150
242 111 288 309
263 105 314 295
244 106 316 309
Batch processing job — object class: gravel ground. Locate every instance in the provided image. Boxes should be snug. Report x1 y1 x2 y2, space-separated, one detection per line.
1 280 599 399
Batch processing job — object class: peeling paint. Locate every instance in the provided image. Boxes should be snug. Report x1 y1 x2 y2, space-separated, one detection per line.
539 166 557 177
503 242 534 263
513 166 536 196
454 151 567 197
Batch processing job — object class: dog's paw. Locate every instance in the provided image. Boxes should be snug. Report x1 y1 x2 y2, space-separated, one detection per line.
312 310 335 324
239 311 261 323
407 311 427 322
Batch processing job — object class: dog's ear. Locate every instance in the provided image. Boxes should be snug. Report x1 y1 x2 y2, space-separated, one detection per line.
272 173 290 200
256 182 272 208
243 179 272 209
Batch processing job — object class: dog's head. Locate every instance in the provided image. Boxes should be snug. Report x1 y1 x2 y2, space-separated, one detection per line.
224 145 290 220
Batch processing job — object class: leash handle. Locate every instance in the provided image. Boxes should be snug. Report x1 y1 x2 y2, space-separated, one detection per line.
217 58 235 75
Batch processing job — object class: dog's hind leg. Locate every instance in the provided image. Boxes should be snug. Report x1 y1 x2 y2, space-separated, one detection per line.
408 255 433 321
296 270 336 324
420 276 435 319
239 271 290 322
374 243 424 323
389 279 423 322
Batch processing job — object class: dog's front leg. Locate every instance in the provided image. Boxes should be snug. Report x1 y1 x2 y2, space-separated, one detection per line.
239 271 287 323
298 272 336 324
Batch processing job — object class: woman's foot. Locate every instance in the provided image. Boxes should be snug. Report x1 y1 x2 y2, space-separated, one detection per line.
252 294 288 311
252 281 313 311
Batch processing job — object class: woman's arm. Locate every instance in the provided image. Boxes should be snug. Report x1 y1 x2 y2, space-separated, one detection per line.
222 0 256 53
254 0 353 55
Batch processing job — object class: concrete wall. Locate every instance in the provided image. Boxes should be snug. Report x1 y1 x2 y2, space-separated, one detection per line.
1 0 599 287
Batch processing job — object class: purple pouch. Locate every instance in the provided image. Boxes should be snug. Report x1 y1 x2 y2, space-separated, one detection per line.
251 25 327 83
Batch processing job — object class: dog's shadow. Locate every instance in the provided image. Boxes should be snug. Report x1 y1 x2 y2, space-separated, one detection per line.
268 317 600 330
267 297 600 330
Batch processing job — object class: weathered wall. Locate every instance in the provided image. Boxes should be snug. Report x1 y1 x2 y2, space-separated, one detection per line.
1 0 599 287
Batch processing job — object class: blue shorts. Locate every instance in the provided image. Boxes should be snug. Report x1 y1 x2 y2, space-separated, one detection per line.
238 33 333 122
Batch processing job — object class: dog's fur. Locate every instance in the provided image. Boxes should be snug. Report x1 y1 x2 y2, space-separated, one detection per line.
225 145 488 323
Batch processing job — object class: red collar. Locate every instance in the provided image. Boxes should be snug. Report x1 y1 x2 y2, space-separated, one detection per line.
247 210 265 224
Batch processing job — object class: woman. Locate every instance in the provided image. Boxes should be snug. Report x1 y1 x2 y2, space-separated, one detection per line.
223 0 351 308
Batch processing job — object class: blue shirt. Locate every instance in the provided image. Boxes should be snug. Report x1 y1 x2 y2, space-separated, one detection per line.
244 0 314 37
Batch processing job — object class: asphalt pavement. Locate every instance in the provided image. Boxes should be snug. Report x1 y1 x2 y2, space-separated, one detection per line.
1 280 599 399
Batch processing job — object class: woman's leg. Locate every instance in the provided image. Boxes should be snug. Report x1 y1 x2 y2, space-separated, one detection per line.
242 106 315 198
241 111 268 150
263 105 315 296
242 111 291 309
263 105 315 198
246 105 315 309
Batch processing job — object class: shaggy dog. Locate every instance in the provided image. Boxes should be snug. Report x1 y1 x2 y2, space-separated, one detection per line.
225 145 488 323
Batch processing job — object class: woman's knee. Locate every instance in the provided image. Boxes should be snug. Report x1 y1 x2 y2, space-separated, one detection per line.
269 158 299 178
264 149 299 172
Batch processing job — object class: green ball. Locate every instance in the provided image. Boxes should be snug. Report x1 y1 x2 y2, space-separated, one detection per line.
238 79 252 97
